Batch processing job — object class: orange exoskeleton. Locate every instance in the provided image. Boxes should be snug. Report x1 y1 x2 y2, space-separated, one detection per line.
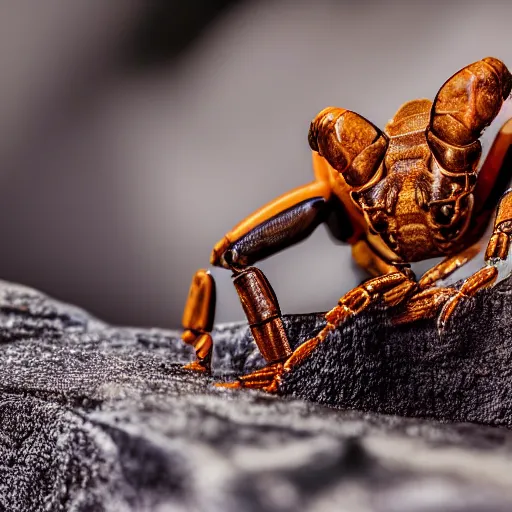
182 57 512 391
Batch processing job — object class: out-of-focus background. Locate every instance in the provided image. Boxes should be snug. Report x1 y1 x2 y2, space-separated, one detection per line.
1 0 512 328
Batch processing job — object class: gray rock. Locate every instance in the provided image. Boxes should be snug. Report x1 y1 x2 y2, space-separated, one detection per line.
1 278 512 511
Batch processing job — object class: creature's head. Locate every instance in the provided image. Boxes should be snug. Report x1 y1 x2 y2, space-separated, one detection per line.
308 57 512 259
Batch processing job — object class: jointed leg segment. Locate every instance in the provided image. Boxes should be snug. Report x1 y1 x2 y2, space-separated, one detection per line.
183 111 512 393
394 190 512 328
224 191 512 392
222 269 417 391
183 186 512 390
231 266 292 364
182 181 332 372
392 246 480 325
181 269 216 371
437 190 512 329
394 118 512 328
417 244 481 289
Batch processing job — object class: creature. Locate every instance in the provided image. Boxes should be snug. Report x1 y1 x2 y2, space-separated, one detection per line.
181 57 512 392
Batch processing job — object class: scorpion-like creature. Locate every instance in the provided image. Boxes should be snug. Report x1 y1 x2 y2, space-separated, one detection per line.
182 57 512 392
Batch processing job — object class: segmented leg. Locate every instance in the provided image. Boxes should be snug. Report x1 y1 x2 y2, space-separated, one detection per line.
181 269 215 372
392 244 480 325
182 265 292 375
394 116 512 326
418 244 481 289
184 182 334 373
220 271 416 392
394 190 512 328
438 189 512 329
231 266 292 364
391 286 459 325
210 181 331 269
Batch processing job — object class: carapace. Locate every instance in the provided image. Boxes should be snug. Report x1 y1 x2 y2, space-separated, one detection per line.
181 57 512 392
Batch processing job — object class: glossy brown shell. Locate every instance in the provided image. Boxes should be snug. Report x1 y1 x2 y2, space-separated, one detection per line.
310 58 512 263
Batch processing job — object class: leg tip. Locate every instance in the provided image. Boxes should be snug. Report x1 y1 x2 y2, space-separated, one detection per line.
182 360 211 373
215 380 242 389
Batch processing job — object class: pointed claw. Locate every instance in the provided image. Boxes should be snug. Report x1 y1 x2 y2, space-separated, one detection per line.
181 332 213 373
437 294 464 333
216 362 284 392
392 287 456 325
182 360 211 373
215 380 242 389
437 266 498 334
215 271 415 394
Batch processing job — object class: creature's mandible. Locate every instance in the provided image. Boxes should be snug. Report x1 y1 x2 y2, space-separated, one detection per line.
182 57 512 391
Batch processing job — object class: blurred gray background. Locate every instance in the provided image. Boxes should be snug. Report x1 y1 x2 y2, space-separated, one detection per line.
1 0 512 328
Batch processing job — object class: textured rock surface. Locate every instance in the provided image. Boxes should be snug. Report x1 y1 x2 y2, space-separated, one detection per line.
1 279 512 511
280 278 512 427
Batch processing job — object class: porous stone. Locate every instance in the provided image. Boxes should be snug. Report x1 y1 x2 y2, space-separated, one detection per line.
1 279 512 511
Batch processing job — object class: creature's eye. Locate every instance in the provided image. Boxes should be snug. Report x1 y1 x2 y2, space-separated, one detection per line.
371 212 389 233
432 204 454 225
